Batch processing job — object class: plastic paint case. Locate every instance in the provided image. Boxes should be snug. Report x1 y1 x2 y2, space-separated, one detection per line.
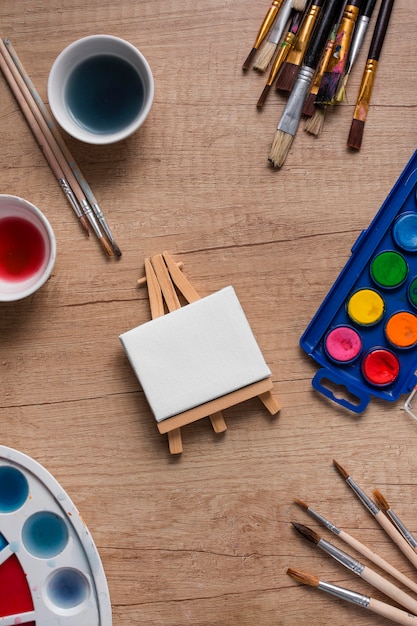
0 445 112 625
300 150 417 413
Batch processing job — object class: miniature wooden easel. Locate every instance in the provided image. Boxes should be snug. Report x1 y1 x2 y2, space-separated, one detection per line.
139 252 280 454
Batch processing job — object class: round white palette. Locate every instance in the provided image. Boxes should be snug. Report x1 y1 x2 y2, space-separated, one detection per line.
0 445 112 625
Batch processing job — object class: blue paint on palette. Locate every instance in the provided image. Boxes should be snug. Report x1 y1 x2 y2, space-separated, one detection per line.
300 150 417 413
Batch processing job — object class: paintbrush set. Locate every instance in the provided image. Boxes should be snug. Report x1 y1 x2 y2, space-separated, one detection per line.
289 460 417 625
243 0 395 168
0 38 121 257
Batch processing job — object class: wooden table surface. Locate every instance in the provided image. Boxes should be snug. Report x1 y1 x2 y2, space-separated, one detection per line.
1 1 416 624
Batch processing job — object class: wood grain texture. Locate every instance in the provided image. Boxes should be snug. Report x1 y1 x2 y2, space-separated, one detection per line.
0 0 416 624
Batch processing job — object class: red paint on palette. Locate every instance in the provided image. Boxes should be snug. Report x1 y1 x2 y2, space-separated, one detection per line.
362 348 400 386
0 216 45 281
0 553 33 616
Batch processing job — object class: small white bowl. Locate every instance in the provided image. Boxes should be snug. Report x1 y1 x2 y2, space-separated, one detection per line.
0 195 56 301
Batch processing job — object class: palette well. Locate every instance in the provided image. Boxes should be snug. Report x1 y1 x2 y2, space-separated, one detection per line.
0 445 112 625
300 150 417 413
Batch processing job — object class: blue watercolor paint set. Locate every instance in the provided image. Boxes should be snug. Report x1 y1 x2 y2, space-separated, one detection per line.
300 150 417 413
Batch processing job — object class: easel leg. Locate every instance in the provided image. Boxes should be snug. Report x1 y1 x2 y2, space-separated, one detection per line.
209 412 227 433
258 391 280 415
168 428 183 454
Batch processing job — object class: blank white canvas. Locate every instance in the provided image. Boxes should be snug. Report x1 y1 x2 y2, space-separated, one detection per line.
119 286 271 422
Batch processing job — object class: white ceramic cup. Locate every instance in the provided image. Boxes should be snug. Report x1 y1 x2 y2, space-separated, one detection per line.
47 35 154 145
0 195 56 301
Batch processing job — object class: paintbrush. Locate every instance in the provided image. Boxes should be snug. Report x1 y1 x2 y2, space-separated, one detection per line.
373 489 417 551
0 42 90 237
333 460 417 569
334 0 377 102
0 38 113 256
242 0 285 70
292 522 417 615
304 104 326 135
269 0 345 168
287 567 417 625
275 0 326 93
257 10 303 107
315 0 363 104
253 0 299 72
4 38 121 257
294 498 417 594
347 0 395 150
302 0 346 117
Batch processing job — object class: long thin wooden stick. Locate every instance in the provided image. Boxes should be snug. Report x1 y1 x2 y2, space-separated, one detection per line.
4 38 121 258
0 38 112 256
0 45 89 237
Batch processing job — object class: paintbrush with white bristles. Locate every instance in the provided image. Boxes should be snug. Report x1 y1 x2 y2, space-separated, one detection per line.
268 0 344 168
253 0 304 72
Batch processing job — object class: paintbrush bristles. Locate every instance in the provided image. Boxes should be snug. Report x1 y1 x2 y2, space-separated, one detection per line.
253 41 278 72
333 459 349 479
242 48 257 71
373 488 390 513
268 130 294 168
257 84 272 108
292 522 321 544
291 0 308 10
287 567 319 587
275 62 299 92
294 498 309 509
304 107 326 136
347 118 365 150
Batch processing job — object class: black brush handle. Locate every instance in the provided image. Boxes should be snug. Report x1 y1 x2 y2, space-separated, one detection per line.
361 0 377 19
304 0 346 69
368 0 395 60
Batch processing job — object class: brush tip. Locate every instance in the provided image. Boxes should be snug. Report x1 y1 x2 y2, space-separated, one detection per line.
333 459 349 479
111 241 122 257
253 41 277 73
242 47 257 71
294 498 309 509
372 488 389 512
302 93 317 118
291 0 308 10
80 216 90 236
292 522 321 544
347 118 365 150
304 107 325 136
287 567 319 588
315 71 342 105
100 236 114 257
268 129 294 169
275 62 299 93
257 84 271 108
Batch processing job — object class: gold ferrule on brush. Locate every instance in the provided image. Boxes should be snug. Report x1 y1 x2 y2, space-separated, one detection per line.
310 31 336 95
266 31 296 86
286 4 321 66
253 0 284 48
353 59 378 122
326 5 361 72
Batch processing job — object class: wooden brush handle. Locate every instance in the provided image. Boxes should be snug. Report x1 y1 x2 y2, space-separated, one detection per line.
368 597 417 625
361 566 417 616
368 0 395 60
